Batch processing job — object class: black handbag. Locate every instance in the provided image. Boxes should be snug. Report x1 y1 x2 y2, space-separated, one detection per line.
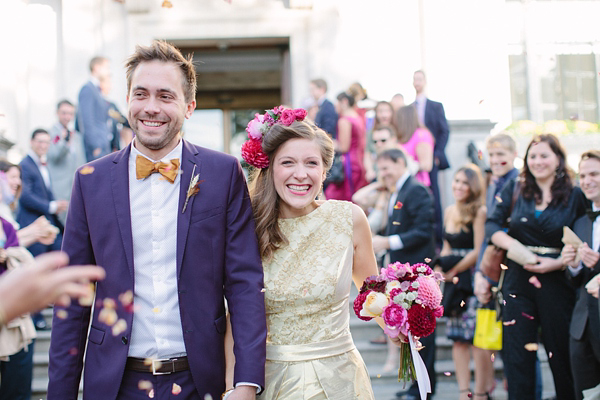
325 153 345 184
438 255 473 317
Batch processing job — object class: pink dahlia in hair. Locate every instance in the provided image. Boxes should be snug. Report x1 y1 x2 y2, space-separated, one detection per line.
246 114 266 140
353 291 373 321
241 138 269 169
279 109 296 126
293 108 307 120
416 275 442 309
407 304 436 338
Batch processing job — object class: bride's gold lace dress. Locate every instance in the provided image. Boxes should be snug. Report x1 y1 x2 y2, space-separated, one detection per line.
259 200 374 399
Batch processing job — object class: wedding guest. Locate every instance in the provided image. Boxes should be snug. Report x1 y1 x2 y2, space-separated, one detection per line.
76 56 112 161
370 148 437 399
98 74 134 151
395 105 434 186
391 93 405 112
561 150 600 400
325 92 368 201
435 164 486 400
48 40 266 400
309 78 337 137
412 70 450 248
472 133 519 400
365 102 395 182
48 99 86 225
0 160 58 249
486 134 586 400
243 108 401 399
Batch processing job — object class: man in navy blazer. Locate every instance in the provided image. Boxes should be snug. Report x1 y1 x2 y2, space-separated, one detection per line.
412 70 450 247
17 129 67 257
48 41 266 400
310 78 338 138
562 150 600 399
76 56 112 161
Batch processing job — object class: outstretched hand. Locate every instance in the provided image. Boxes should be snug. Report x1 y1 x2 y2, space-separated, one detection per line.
0 252 105 322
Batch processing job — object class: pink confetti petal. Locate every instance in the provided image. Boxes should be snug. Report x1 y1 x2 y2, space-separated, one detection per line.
521 312 534 320
172 383 182 395
444 371 452 376
503 319 516 326
528 276 542 288
491 353 495 362
452 276 459 284
112 319 127 336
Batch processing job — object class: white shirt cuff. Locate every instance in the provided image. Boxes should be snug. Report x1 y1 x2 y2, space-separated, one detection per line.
236 382 261 393
48 201 57 214
568 262 584 276
388 235 403 251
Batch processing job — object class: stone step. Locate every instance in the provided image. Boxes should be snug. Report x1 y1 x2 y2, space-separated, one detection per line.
34 330 52 353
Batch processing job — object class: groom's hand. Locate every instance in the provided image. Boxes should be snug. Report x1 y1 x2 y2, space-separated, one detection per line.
227 385 256 400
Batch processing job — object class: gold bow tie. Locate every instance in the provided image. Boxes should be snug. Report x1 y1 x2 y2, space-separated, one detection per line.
135 155 180 184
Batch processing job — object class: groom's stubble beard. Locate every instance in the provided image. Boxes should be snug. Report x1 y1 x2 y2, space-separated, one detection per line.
129 116 183 151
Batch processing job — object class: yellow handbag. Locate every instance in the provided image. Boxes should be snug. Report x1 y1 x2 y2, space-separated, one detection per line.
473 308 502 351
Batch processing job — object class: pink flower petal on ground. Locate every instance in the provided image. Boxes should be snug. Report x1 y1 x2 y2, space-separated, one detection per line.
528 276 542 288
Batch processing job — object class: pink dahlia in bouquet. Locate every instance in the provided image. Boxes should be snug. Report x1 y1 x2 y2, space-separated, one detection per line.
354 261 443 383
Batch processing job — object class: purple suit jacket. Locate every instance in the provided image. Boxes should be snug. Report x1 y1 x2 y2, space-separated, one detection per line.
47 140 267 400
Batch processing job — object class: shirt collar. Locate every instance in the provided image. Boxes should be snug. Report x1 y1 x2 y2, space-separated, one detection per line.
415 94 427 103
395 171 411 193
90 76 101 88
130 138 183 164
28 151 45 166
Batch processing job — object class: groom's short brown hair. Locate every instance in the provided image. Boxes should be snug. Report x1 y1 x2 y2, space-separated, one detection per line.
125 40 197 103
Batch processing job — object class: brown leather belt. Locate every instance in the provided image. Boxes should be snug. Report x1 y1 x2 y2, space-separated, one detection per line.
125 356 189 375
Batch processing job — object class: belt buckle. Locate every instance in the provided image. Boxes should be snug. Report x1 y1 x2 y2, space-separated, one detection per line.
152 358 172 375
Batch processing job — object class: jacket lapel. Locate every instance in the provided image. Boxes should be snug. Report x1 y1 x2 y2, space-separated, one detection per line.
111 146 134 280
386 176 413 235
27 155 52 200
176 140 201 279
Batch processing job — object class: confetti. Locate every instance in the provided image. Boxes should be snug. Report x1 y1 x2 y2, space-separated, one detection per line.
500 264 508 270
138 380 153 391
392 221 401 225
424 258 431 263
104 298 117 309
99 308 118 326
548 352 553 358
394 201 403 210
204 395 214 400
520 217 528 222
144 358 153 366
491 353 495 362
503 319 516 326
80 166 95 175
528 276 542 288
376 374 381 378
509 293 516 298
479 99 485 105
521 312 534 320
152 307 161 314
444 371 452 376
477 150 483 160
112 319 127 335
149 389 155 398
524 343 539 351
162 0 173 7
56 309 68 319
460 300 465 307
69 347 78 356
495 195 503 203
172 383 182 395
78 283 96 306
119 290 133 306
260 288 266 293
452 276 459 284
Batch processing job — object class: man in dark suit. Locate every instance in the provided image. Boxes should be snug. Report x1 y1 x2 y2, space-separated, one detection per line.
76 56 112 161
309 78 338 138
18 129 67 258
48 40 266 400
412 70 450 248
371 148 436 400
562 150 600 400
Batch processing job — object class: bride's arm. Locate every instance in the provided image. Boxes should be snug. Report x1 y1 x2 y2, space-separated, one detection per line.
350 204 404 345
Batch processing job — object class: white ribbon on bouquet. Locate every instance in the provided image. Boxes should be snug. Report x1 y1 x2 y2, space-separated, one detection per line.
409 334 431 400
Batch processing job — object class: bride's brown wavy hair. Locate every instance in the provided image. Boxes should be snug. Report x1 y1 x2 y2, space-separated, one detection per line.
248 121 334 261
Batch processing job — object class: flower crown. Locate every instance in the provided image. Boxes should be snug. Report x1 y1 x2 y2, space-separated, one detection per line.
241 106 308 169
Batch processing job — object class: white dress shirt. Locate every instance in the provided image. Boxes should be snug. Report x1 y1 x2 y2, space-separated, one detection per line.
127 140 187 359
387 171 411 251
569 203 600 276
415 94 427 126
28 151 57 214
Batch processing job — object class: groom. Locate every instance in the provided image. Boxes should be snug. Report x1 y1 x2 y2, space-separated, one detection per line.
47 41 267 400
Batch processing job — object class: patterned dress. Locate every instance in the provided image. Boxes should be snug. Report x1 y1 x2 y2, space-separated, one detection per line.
259 200 374 399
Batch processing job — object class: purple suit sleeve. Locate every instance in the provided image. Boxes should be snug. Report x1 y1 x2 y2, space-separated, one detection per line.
223 160 267 389
1 218 19 248
47 171 94 400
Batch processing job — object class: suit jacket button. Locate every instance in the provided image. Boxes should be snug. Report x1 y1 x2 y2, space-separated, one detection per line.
121 336 128 345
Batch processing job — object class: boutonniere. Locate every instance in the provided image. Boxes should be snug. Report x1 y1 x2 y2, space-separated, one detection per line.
182 164 203 214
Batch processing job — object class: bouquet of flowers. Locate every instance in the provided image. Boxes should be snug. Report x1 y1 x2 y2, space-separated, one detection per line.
354 261 444 387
